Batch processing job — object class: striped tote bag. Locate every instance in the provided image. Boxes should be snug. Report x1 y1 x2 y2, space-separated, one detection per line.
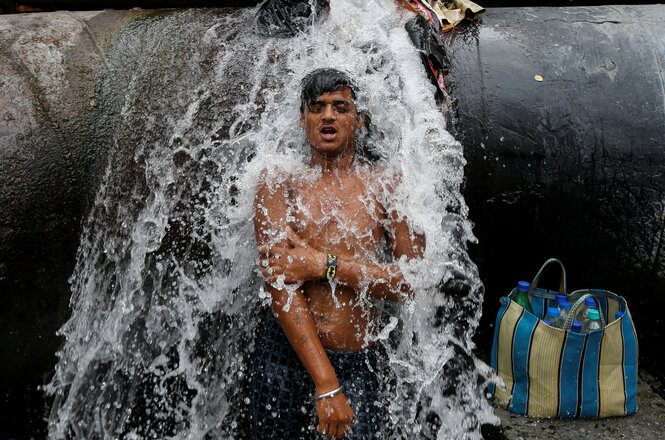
489 258 638 418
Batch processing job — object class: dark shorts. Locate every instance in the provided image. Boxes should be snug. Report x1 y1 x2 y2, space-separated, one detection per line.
249 310 380 439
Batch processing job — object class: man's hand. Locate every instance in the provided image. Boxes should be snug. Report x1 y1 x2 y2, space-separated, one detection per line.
259 226 326 283
316 392 354 439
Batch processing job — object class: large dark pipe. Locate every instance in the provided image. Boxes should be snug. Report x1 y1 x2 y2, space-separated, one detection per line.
0 4 664 436
0 8 158 437
442 5 665 388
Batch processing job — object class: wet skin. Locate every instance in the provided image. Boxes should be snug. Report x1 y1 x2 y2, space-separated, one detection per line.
284 167 385 350
254 87 424 438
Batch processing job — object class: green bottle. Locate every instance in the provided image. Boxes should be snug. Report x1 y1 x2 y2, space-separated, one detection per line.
513 281 534 314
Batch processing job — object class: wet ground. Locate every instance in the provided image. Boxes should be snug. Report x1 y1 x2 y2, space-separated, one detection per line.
486 372 665 440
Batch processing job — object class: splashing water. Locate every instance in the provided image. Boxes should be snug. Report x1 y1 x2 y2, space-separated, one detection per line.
46 1 498 438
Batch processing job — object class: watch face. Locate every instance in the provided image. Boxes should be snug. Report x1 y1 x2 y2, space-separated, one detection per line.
326 254 338 280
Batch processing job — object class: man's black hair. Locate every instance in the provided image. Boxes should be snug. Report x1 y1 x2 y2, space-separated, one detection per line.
300 68 358 113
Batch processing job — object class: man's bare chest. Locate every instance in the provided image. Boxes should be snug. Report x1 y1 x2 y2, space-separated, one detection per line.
287 177 385 258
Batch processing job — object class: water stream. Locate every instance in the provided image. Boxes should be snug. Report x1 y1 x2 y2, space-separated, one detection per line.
46 1 498 438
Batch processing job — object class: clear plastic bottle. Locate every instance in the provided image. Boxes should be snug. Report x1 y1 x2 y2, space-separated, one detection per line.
582 309 602 334
513 281 534 314
576 297 597 329
558 301 572 326
556 294 567 305
571 320 583 333
545 307 565 329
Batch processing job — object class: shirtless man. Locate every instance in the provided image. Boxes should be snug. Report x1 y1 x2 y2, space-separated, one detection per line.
250 69 425 439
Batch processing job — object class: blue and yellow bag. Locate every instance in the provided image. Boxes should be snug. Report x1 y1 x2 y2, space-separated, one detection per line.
489 258 638 418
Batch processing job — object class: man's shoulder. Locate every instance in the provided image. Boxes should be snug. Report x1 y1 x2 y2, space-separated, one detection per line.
257 166 306 195
258 165 290 183
254 166 293 210
356 164 400 191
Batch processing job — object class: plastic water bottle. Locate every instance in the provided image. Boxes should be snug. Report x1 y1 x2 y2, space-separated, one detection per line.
556 294 567 305
571 320 582 333
582 309 602 334
576 297 597 328
545 307 565 329
558 301 572 325
514 281 534 314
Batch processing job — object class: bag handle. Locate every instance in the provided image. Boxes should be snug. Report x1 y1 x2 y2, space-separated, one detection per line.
563 293 606 331
530 258 567 295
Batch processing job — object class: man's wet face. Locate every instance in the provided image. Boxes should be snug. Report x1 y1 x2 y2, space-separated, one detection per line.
300 86 364 158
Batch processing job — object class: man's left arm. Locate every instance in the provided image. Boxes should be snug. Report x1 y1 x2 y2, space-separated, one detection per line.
337 209 425 302
261 214 425 303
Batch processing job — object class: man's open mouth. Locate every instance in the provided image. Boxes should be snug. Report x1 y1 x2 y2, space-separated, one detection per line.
320 126 337 141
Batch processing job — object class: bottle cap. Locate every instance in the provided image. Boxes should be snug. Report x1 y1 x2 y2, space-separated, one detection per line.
571 320 582 332
615 311 624 319
543 320 552 326
584 297 596 307
517 281 530 292
560 301 572 310
546 307 560 318
556 294 567 303
588 309 600 320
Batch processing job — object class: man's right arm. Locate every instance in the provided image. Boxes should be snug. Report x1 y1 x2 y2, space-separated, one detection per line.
253 172 353 438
